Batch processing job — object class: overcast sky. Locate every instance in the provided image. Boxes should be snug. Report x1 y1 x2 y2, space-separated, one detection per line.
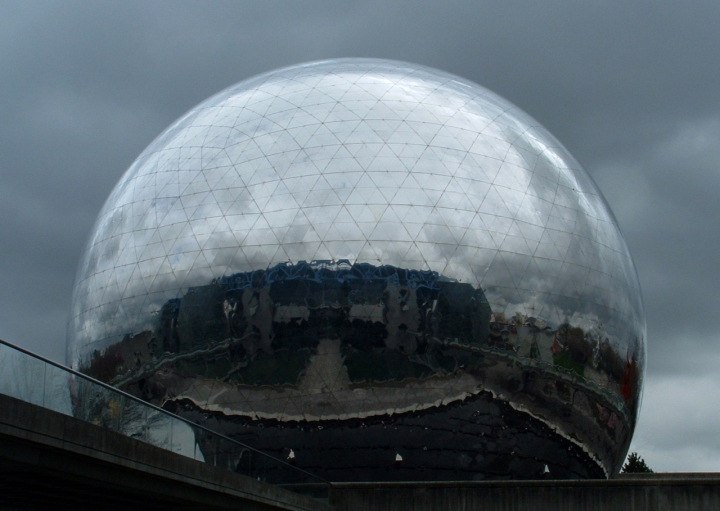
1 1 719 472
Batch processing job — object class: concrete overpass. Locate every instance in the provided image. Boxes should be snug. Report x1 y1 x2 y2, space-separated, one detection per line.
3 339 720 510
0 393 331 510
6 390 720 511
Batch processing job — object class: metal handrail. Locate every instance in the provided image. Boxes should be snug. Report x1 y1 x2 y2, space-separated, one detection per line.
0 338 330 487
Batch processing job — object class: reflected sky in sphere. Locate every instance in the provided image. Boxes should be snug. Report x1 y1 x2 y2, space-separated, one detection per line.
66 60 645 467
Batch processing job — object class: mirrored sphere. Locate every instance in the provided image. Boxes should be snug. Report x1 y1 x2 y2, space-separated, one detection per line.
67 58 645 481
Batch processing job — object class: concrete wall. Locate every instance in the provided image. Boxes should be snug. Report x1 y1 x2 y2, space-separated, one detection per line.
329 476 720 511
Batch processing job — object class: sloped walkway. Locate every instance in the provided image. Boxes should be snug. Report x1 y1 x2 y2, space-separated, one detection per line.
0 394 332 511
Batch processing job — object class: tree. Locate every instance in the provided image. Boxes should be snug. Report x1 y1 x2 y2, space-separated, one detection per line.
622 452 653 473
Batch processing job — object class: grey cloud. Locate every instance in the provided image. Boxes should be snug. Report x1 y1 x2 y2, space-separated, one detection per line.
630 374 720 471
1 0 718 470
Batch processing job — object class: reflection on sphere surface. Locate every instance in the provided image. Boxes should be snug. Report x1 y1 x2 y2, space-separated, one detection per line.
68 59 645 481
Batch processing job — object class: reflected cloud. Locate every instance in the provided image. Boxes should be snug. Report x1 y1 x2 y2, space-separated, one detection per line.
67 59 645 481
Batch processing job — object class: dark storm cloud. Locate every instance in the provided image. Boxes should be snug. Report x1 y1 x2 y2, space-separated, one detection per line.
1 0 718 469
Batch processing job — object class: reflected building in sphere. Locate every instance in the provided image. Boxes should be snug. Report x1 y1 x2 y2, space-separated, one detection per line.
67 59 645 481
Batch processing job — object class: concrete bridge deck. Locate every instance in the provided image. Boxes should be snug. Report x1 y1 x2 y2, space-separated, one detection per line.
0 393 331 510
3 384 720 510
0 378 720 511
